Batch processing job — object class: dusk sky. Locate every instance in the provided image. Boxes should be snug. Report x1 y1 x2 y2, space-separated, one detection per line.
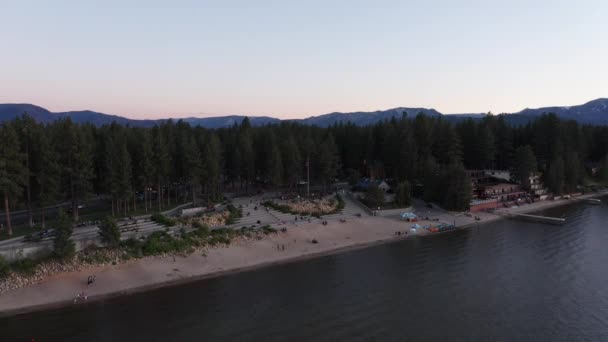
1 0 607 119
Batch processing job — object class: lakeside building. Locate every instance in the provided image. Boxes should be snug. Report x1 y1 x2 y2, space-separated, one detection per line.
467 169 529 212
470 198 499 212
356 178 391 192
482 183 527 202
467 169 550 211
525 173 549 200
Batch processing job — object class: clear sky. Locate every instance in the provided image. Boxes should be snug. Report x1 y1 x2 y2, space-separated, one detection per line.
1 0 607 119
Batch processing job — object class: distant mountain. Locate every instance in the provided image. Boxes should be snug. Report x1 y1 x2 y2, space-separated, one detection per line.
298 107 442 127
0 104 276 128
0 104 54 122
182 115 280 129
515 98 608 125
0 98 607 128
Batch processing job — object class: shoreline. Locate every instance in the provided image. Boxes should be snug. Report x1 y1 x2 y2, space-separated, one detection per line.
0 192 604 318
0 235 406 319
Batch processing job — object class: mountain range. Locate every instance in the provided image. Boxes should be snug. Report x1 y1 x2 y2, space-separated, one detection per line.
1 98 607 128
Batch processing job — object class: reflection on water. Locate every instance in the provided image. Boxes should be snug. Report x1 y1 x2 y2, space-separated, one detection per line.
2 200 608 341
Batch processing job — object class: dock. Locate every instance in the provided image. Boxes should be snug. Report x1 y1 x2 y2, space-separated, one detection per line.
498 212 566 225
581 198 602 205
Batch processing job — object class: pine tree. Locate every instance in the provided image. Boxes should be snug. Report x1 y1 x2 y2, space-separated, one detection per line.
36 130 61 228
394 181 412 207
563 149 580 193
53 209 75 260
55 119 94 221
268 134 283 187
282 136 302 189
112 140 132 216
477 125 496 169
546 157 565 196
14 113 37 228
0 123 26 236
599 155 608 184
365 183 385 208
239 123 255 192
442 162 472 211
513 145 537 187
99 215 121 248
396 127 416 182
182 135 201 203
317 134 339 191
151 126 169 211
202 133 222 202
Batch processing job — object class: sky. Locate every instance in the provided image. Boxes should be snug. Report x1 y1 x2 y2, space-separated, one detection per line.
1 0 607 119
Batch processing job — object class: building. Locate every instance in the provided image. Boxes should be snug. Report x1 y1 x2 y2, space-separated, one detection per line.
356 178 392 192
466 169 518 201
483 169 511 182
525 173 548 200
482 183 527 202
470 198 499 212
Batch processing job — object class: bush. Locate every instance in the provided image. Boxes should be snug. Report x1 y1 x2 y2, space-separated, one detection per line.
365 184 385 208
261 225 277 235
225 204 242 225
394 182 412 207
11 258 37 276
53 209 76 260
99 216 121 248
0 255 9 278
262 201 292 214
151 213 176 227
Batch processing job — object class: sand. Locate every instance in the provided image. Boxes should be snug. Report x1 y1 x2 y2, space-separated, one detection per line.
0 192 604 317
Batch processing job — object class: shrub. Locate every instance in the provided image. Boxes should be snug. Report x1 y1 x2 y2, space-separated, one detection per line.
0 255 9 278
365 184 385 208
151 213 176 227
53 209 76 260
394 182 412 207
262 201 292 214
11 258 37 276
99 216 121 248
261 225 277 235
225 204 242 225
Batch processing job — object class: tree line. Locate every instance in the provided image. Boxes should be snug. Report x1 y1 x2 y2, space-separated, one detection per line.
1 112 607 236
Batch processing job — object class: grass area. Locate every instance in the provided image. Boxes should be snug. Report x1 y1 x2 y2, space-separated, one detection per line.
0 200 192 242
263 194 344 217
0 221 279 281
225 204 242 225
0 254 47 279
150 213 177 227
119 225 270 259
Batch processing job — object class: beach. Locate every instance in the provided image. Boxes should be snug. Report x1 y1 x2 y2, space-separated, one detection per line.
0 192 604 317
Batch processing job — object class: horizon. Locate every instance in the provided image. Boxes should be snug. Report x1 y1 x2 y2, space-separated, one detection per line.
1 1 607 119
3 97 608 121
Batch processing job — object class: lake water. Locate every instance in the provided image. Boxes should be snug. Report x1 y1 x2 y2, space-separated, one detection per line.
2 199 608 341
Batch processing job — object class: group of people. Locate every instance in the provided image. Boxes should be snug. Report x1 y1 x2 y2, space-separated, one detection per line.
74 292 88 303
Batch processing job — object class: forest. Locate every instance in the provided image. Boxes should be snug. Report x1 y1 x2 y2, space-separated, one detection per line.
1 112 608 237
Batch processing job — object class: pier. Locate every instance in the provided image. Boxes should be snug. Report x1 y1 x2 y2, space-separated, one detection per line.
580 198 602 205
498 212 566 225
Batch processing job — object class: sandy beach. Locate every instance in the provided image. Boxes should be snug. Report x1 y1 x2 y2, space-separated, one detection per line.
0 192 604 317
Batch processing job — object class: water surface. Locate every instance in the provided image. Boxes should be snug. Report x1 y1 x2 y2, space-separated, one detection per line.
2 199 608 341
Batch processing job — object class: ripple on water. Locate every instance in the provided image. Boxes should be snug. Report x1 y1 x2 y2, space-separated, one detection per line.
1 200 608 342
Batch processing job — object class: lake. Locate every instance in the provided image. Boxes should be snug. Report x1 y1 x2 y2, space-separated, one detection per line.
2 199 608 341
